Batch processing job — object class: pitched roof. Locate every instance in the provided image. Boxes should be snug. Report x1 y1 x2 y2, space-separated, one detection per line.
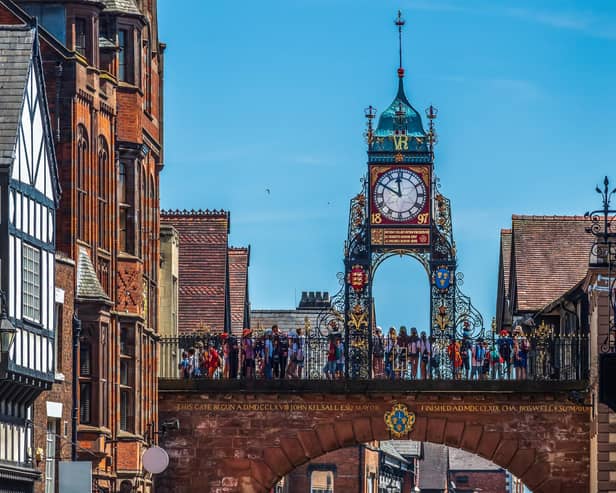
511 215 594 312
379 441 409 463
161 210 230 333
76 247 110 301
387 440 421 458
418 443 448 490
0 25 34 170
251 307 327 334
228 247 250 336
448 447 502 471
100 0 141 15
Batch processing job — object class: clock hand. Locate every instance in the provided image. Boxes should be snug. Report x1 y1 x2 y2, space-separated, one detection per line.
396 172 402 197
381 183 402 197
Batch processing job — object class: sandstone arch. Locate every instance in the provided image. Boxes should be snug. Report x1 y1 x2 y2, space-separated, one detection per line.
157 386 589 493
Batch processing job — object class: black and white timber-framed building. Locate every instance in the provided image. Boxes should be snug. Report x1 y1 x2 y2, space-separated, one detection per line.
0 23 60 492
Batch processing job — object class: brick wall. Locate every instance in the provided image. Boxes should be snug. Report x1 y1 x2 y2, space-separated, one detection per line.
157 390 590 493
449 470 507 492
33 255 75 493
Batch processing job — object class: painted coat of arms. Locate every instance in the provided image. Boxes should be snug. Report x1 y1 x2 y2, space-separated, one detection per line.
384 403 416 438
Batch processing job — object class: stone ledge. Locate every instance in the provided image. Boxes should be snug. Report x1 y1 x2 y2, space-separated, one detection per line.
158 378 589 394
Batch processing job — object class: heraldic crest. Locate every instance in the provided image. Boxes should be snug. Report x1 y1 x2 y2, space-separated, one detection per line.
384 403 416 438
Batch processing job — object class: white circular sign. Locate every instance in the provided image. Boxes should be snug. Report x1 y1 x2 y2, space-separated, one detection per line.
142 446 169 474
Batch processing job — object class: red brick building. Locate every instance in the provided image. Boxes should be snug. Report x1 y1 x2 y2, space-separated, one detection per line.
161 210 250 335
0 0 165 491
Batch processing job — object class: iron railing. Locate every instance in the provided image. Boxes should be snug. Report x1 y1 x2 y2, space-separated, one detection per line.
158 333 588 382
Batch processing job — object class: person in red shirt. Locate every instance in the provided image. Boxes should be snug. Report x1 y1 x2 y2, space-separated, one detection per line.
207 343 221 378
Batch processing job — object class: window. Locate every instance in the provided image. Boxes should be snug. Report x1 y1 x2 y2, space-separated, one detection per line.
79 382 91 424
23 243 41 322
97 257 110 296
79 339 92 424
45 419 58 493
118 29 129 82
118 161 133 254
76 126 88 241
75 17 88 56
97 137 109 250
100 324 109 428
119 325 135 432
310 471 334 493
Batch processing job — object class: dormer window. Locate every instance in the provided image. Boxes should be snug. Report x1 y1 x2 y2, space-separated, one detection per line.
75 17 88 56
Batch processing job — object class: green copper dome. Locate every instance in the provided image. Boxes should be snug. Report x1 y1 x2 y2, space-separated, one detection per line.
375 76 426 139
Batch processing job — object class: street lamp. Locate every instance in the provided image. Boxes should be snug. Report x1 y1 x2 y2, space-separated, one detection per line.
0 289 16 375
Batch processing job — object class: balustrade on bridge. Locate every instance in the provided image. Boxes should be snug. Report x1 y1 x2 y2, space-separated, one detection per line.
157 330 588 384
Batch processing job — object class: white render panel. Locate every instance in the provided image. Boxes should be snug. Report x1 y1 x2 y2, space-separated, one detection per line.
8 235 14 318
20 103 32 185
15 238 21 320
9 190 14 225
29 197 34 236
48 209 53 243
28 331 34 369
44 152 53 200
47 339 53 373
21 194 27 234
41 206 47 243
15 191 20 230
14 328 22 366
35 334 40 371
47 251 54 331
41 250 47 330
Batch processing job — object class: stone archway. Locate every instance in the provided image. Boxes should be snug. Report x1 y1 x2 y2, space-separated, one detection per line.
156 385 590 493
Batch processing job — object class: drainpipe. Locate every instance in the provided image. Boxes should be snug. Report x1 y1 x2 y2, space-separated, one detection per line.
358 444 364 493
72 312 82 461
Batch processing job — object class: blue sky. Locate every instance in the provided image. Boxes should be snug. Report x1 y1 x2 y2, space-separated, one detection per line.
158 0 616 331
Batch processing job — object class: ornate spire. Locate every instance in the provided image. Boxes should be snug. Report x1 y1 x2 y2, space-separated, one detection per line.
395 10 405 79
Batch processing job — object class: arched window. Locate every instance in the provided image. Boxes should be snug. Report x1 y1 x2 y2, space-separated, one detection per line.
76 125 88 240
97 136 109 250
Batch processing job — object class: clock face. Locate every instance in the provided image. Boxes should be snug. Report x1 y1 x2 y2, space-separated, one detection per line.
373 168 427 222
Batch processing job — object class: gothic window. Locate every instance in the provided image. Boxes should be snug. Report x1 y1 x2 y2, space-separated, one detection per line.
143 26 152 112
97 137 109 250
76 125 88 241
22 243 41 323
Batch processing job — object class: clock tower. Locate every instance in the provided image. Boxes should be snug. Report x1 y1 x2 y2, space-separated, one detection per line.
340 12 483 378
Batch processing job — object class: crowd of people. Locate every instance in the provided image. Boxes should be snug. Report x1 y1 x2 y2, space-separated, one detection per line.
373 325 531 380
176 323 533 381
178 325 308 380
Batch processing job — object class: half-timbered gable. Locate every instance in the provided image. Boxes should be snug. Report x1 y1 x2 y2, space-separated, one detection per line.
0 22 60 492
